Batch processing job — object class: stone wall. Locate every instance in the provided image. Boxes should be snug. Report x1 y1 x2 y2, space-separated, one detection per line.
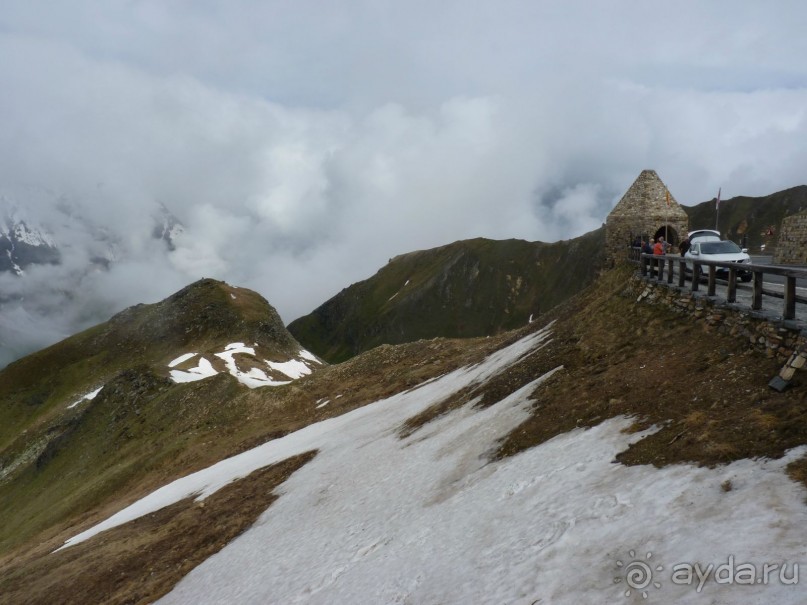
606 215 688 261
774 211 807 265
628 274 807 363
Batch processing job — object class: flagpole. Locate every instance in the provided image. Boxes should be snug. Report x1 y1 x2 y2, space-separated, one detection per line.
665 190 669 249
715 187 721 231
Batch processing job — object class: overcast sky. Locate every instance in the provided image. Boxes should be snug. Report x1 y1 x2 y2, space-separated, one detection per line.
1 1 807 359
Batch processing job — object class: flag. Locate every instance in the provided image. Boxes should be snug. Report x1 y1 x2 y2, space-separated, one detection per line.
716 187 721 209
665 190 670 207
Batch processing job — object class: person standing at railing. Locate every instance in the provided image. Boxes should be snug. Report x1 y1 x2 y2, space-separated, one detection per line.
653 236 665 256
642 238 653 256
679 235 691 257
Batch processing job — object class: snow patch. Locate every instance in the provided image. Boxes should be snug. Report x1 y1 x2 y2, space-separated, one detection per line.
170 357 218 383
168 352 198 368
67 386 103 409
299 349 322 365
168 343 316 389
266 359 313 380
215 344 291 388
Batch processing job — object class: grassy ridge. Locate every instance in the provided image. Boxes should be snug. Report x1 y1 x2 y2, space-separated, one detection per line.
0 278 297 452
288 229 605 362
0 278 309 553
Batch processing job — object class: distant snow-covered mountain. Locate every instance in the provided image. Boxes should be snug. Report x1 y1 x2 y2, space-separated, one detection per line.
0 205 60 275
152 203 185 252
0 189 188 368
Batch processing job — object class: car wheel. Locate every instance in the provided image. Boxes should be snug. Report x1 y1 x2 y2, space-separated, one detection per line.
740 274 752 282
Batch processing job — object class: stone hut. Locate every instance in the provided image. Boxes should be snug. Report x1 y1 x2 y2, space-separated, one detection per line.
606 169 689 265
774 211 807 264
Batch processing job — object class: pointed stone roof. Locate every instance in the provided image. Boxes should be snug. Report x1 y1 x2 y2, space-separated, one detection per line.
609 169 688 220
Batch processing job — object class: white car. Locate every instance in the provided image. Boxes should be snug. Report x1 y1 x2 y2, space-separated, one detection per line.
685 237 753 282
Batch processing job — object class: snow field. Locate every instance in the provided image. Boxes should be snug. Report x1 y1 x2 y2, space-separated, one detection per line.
57 326 807 603
57 328 552 551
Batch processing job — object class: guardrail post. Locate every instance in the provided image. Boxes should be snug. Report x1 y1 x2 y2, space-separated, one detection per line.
752 272 763 310
727 268 737 303
638 255 805 319
785 276 796 320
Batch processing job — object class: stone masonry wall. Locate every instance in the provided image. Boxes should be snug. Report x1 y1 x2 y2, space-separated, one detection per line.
774 212 807 265
606 215 689 262
628 274 807 365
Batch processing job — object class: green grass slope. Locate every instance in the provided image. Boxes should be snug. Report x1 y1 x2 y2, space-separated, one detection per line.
683 185 807 252
0 278 298 453
0 278 317 553
288 229 605 363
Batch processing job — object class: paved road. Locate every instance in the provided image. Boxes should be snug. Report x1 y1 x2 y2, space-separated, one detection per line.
651 256 807 323
750 256 807 288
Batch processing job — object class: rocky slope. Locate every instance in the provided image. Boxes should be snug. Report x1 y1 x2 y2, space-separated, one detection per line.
288 229 605 362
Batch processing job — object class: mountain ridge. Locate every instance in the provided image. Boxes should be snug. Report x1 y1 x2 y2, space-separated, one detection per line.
683 184 807 251
288 229 606 362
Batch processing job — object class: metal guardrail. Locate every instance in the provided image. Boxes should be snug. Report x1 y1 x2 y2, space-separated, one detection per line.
628 247 807 321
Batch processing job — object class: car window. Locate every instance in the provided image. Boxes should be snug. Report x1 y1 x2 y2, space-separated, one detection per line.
700 241 742 254
689 230 721 242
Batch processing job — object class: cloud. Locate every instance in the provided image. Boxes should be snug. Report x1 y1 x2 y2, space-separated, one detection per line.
1 1 807 364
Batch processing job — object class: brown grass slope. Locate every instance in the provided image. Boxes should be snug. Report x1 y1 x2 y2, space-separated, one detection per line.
489 266 807 470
